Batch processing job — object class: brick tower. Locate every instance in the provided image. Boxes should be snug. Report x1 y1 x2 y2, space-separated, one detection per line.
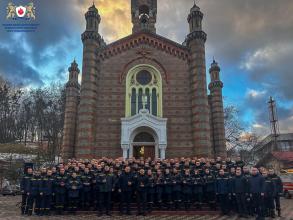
131 0 157 33
62 59 80 158
75 3 105 159
186 3 212 156
209 59 226 157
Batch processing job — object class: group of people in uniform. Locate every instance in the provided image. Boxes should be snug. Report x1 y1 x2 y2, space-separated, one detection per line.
20 156 283 218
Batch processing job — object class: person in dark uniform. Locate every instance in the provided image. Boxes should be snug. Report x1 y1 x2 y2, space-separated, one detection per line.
20 167 33 215
268 169 283 217
66 172 82 214
172 168 182 210
216 169 230 215
235 156 245 170
182 169 193 211
146 169 156 213
118 166 134 215
80 167 92 210
54 167 68 214
249 167 265 219
25 170 41 215
262 170 276 218
203 168 216 210
163 168 173 210
39 169 54 216
155 169 164 209
192 169 204 210
97 165 115 216
242 166 253 216
135 168 149 216
232 169 248 218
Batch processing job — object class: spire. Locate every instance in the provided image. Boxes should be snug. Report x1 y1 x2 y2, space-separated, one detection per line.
190 0 200 12
210 58 220 73
69 58 80 73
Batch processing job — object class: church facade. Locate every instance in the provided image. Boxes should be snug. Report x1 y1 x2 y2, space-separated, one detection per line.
62 0 226 160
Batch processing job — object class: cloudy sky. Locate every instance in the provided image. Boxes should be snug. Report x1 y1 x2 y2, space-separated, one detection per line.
0 0 293 136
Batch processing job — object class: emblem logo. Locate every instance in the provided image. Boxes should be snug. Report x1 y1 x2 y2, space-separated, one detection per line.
15 6 26 17
6 2 36 20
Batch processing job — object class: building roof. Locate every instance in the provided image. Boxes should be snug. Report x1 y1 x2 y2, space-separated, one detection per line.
252 133 293 152
271 151 293 162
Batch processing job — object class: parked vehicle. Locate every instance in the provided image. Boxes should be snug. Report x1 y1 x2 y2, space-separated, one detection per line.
1 185 21 196
280 174 293 199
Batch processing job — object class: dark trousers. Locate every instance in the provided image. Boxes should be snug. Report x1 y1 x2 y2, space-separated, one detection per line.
263 195 275 217
81 190 91 209
98 192 112 214
156 190 163 208
164 193 172 208
218 194 229 214
27 194 40 214
120 191 132 214
40 195 52 214
21 193 29 214
147 192 155 212
251 193 263 218
235 193 247 215
183 192 192 210
274 196 281 210
137 191 147 214
206 191 216 209
173 191 181 209
55 193 65 211
193 192 203 208
67 197 78 212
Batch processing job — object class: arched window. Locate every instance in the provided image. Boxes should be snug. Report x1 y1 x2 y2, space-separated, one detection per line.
125 65 162 117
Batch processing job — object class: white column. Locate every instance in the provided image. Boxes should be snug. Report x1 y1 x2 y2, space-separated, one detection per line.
121 145 129 159
159 144 167 159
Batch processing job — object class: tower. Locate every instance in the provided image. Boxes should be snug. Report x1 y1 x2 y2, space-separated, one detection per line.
186 2 212 156
62 60 80 159
76 3 105 159
131 0 157 33
209 59 226 157
268 96 280 150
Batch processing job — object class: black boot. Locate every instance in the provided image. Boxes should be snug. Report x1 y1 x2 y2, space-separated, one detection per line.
271 209 276 218
277 209 281 217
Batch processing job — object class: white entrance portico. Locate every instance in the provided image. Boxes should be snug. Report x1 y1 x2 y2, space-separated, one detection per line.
121 109 167 159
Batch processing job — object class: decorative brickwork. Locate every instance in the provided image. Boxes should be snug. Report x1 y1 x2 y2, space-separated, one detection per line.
61 2 227 160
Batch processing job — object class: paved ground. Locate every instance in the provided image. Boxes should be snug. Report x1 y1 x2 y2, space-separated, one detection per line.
0 195 292 220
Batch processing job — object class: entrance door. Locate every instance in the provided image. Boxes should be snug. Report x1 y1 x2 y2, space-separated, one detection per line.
133 132 156 159
133 145 155 160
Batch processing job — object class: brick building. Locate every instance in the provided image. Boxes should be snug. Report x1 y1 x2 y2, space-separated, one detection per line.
62 1 226 160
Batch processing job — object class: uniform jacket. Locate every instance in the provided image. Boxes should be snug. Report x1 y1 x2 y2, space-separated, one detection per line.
97 172 115 192
269 174 283 196
263 176 276 197
80 172 92 192
232 175 248 194
118 172 135 192
54 173 68 194
136 174 149 192
203 173 216 192
20 174 32 193
163 173 173 194
192 174 204 194
29 175 41 196
182 174 193 194
39 174 55 196
249 174 265 194
66 177 82 198
216 174 230 194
